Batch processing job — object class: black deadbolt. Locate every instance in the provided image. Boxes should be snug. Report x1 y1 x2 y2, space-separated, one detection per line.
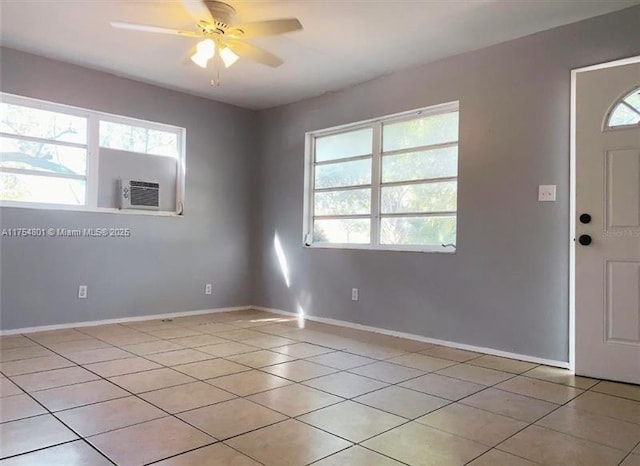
579 213 592 224
578 234 592 246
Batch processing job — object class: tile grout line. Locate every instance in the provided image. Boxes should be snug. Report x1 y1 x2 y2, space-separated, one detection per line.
2 311 639 465
3 331 636 424
78 315 295 465
9 332 229 462
9 318 454 464
3 314 325 464
227 328 640 463
2 359 118 465
290 361 540 464
308 441 413 466
3 336 635 445
481 382 636 465
617 439 640 466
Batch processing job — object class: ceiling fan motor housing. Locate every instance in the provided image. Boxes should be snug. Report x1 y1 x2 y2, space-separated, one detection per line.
203 1 236 32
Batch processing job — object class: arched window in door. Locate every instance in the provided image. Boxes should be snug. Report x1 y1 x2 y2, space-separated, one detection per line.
605 86 640 129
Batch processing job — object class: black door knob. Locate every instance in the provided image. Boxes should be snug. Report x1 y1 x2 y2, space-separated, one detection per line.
578 234 592 246
579 214 591 224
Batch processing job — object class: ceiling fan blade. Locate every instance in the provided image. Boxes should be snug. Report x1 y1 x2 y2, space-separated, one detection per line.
181 0 214 23
225 40 284 67
227 18 302 39
110 21 203 38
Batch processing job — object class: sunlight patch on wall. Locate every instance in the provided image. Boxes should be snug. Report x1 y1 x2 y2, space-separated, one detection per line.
274 232 290 288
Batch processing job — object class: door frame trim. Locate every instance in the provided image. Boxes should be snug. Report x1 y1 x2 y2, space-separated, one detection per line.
569 55 640 371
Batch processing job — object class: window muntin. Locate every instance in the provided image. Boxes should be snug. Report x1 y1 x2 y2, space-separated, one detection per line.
0 93 185 212
306 102 459 251
606 87 640 129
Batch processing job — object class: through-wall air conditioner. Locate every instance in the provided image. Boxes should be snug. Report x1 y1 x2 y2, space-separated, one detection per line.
119 179 160 210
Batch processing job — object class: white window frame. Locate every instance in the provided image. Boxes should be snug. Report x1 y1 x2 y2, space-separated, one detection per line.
0 92 185 216
303 101 459 253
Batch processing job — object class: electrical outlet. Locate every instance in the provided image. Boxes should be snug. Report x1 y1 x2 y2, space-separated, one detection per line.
205 284 212 295
538 185 556 202
351 288 359 301
78 285 87 299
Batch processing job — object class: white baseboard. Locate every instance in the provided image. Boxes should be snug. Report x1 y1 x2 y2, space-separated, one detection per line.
0 306 252 336
251 305 570 369
1 303 570 369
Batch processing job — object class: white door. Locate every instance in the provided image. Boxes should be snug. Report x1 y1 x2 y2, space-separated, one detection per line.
575 59 640 384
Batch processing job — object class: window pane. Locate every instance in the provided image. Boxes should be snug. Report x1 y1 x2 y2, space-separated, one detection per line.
314 188 370 216
383 112 458 152
99 121 178 157
315 158 371 189
382 146 457 183
0 172 86 205
381 181 457 214
0 103 87 144
147 129 179 157
315 128 372 162
609 104 640 127
314 218 370 244
381 216 456 246
0 137 86 175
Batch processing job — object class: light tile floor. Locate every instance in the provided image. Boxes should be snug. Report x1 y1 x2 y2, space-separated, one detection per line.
0 309 639 466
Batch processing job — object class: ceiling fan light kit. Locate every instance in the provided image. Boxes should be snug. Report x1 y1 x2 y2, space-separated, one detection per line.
111 0 302 78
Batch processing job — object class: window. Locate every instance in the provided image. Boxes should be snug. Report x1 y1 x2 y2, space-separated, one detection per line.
0 93 184 213
0 101 88 205
304 102 459 252
606 86 640 129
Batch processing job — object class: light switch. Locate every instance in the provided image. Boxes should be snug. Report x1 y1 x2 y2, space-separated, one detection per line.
538 185 556 202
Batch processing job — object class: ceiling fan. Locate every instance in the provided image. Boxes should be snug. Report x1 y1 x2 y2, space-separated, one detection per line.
110 0 302 70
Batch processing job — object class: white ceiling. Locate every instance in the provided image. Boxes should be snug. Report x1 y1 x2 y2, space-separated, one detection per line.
1 0 638 110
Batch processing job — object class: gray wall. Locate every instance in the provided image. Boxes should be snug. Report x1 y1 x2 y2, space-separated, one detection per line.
0 48 257 329
253 7 640 363
2 7 639 364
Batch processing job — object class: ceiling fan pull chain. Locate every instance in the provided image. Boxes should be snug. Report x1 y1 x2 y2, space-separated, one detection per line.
211 69 221 88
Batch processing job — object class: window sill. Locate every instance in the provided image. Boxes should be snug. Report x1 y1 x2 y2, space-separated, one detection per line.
303 243 456 254
0 202 182 217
